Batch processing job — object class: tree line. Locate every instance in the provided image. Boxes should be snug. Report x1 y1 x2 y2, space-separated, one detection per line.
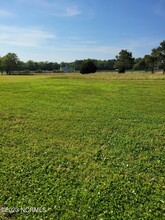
0 40 164 74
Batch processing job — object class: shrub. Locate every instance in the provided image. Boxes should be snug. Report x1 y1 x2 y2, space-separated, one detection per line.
80 60 97 74
21 70 30 74
34 69 43 73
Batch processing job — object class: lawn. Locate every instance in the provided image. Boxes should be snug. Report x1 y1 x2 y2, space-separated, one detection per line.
0 72 165 219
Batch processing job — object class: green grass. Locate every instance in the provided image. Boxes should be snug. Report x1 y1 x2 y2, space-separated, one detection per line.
0 72 165 219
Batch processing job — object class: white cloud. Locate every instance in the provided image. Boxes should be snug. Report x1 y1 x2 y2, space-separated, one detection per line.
0 9 13 17
0 25 55 47
18 0 82 17
50 4 81 17
64 5 81 16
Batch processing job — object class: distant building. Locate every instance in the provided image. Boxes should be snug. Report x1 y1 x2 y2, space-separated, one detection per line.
60 66 75 72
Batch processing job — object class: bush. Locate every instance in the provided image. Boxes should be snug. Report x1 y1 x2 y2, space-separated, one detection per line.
80 60 97 74
11 70 34 75
34 69 43 73
21 70 30 74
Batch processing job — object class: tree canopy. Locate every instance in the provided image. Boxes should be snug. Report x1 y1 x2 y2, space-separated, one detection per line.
1 53 20 74
151 40 165 73
114 50 134 73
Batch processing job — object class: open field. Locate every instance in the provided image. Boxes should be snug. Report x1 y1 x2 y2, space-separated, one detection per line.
0 72 165 219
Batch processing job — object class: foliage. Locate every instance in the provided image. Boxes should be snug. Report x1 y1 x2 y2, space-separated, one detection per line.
118 67 125 73
0 57 3 73
159 40 165 73
115 50 134 73
74 60 84 71
1 53 20 74
133 58 146 71
24 60 60 72
0 73 165 219
144 55 157 73
34 69 43 73
152 40 165 73
80 60 97 74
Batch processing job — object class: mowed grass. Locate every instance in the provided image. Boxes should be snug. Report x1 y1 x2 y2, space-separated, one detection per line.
0 73 165 219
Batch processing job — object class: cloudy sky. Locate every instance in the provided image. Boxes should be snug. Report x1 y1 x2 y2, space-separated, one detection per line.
0 0 165 62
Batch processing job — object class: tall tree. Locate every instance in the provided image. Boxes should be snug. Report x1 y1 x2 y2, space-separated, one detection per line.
0 57 3 74
133 58 146 71
2 53 20 74
74 60 84 71
26 60 36 71
144 55 156 73
105 59 116 70
114 50 134 73
52 62 60 70
159 41 165 73
152 40 165 73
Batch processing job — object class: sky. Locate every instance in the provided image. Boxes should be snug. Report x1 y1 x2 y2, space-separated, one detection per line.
0 0 165 62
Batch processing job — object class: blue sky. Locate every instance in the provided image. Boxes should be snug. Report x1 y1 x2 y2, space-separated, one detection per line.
0 0 165 62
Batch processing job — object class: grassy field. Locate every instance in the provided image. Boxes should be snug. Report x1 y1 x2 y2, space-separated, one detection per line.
0 72 165 219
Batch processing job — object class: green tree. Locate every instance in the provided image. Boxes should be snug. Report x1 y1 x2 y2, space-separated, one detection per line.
159 40 165 73
74 60 83 71
2 53 20 74
80 59 97 74
114 50 134 73
133 58 146 71
26 60 36 71
105 59 116 70
152 40 165 73
0 57 3 74
144 55 156 73
18 61 27 71
96 60 105 70
52 62 59 71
